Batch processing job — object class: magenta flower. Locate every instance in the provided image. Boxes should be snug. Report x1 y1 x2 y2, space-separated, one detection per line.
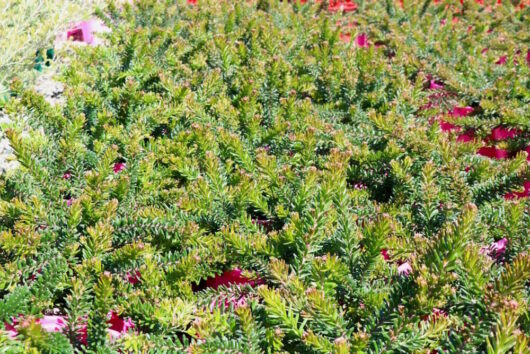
113 162 126 173
488 126 521 141
126 270 141 285
428 80 444 90
204 268 263 290
66 198 73 207
491 238 508 258
62 172 72 180
477 146 510 160
524 146 530 162
355 34 369 48
456 129 475 143
380 249 390 261
449 106 474 117
495 55 507 65
504 181 530 200
107 311 135 341
397 262 412 276
439 120 460 133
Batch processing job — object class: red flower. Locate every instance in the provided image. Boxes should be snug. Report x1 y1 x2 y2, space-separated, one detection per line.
204 268 263 290
63 172 72 180
477 146 510 160
488 126 521 141
113 162 126 173
187 0 197 4
380 249 390 261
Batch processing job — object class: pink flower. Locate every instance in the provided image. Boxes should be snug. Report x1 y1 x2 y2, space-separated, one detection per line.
204 268 263 290
449 106 474 117
477 146 510 160
488 126 521 141
36 316 68 333
428 80 444 90
113 162 126 173
66 198 73 207
126 270 141 285
57 19 110 47
481 48 489 55
440 19 447 26
209 294 249 311
524 146 530 162
491 238 508 258
355 34 369 48
496 55 507 65
63 172 72 180
4 315 68 338
380 249 390 261
397 262 412 276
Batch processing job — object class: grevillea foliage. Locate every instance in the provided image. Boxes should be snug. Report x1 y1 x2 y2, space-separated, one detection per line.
0 0 529 353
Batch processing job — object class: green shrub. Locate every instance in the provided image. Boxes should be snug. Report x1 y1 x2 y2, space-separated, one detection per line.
0 0 528 352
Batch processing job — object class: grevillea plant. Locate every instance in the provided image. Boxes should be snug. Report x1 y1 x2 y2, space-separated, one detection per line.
0 0 528 353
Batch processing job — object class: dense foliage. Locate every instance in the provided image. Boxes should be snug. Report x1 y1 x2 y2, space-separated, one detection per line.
0 0 529 352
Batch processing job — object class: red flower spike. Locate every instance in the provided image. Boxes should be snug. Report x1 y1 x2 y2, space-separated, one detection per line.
489 126 521 141
439 120 461 133
504 181 530 200
477 146 510 160
456 129 475 143
328 0 358 13
204 268 263 290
